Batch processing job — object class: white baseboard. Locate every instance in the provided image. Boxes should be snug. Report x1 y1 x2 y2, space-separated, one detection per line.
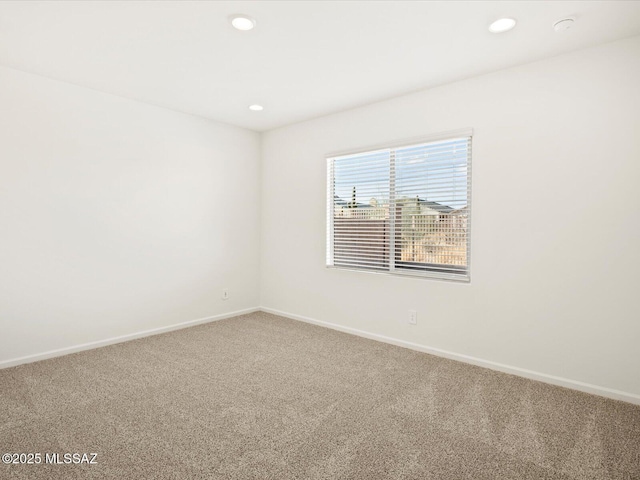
0 307 259 370
4 305 638 406
260 306 640 406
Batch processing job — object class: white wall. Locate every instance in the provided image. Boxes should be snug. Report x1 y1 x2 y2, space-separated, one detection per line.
260 36 640 399
2 36 638 401
0 66 260 363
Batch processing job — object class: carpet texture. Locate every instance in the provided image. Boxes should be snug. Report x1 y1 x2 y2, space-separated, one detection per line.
1 311 639 479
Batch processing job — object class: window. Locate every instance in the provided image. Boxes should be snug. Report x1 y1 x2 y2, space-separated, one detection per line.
326 130 471 281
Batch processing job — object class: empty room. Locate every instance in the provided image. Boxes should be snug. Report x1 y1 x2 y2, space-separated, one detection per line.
1 1 639 479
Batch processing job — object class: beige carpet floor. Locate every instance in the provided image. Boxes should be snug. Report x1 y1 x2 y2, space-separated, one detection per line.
1 311 639 479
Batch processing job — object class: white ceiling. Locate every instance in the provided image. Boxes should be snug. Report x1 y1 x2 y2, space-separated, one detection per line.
1 1 639 132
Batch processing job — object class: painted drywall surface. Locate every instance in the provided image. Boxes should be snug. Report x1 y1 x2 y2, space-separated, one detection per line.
0 66 260 362
260 36 640 396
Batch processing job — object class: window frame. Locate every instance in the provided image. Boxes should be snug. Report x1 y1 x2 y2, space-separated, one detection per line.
326 128 473 283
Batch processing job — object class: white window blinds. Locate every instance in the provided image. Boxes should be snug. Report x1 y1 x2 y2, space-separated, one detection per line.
327 132 471 281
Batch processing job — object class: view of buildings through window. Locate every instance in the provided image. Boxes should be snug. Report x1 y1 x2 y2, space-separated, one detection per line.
328 136 470 278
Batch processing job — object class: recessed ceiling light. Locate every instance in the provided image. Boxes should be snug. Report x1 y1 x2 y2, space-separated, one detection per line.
230 15 256 31
489 18 517 33
553 18 575 32
248 104 264 112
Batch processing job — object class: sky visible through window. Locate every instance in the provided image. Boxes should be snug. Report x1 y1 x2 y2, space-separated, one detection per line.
333 138 468 211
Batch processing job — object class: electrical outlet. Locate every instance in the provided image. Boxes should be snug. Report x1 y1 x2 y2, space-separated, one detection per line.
408 310 417 325
222 288 229 300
